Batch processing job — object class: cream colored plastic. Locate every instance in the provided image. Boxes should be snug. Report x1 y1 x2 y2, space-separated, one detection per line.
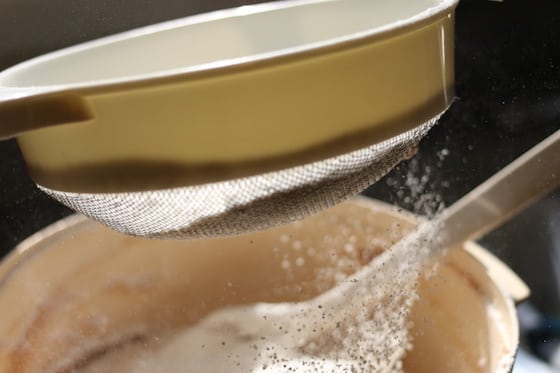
0 199 520 373
0 0 458 192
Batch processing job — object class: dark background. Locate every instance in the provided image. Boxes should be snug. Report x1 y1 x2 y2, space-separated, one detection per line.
0 0 559 311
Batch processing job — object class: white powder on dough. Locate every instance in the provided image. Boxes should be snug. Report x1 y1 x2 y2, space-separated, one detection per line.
125 146 452 373
124 155 453 373
126 217 444 373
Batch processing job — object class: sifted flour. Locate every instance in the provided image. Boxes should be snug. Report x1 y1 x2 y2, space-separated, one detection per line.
125 211 445 373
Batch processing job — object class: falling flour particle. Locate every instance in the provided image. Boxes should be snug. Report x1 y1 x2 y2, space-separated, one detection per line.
125 217 445 373
118 153 453 373
120 160 453 373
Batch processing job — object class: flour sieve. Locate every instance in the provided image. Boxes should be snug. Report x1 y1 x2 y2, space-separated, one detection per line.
0 0 457 238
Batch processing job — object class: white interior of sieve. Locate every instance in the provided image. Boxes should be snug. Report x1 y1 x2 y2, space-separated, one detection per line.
0 0 456 87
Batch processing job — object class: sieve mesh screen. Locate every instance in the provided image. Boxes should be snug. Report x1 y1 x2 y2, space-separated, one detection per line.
40 115 440 239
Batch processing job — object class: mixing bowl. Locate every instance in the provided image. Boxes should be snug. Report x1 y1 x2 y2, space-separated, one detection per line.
0 198 526 372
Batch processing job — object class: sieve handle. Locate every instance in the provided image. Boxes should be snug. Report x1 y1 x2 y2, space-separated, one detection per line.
0 87 92 140
318 131 558 313
438 129 560 249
